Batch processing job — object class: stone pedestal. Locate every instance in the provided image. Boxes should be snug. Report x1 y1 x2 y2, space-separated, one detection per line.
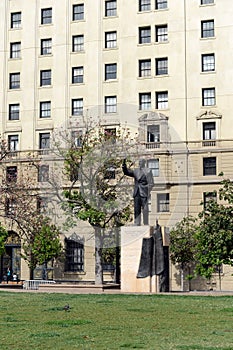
121 225 156 293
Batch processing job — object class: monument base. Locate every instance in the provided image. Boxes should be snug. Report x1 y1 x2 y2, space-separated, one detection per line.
121 225 158 293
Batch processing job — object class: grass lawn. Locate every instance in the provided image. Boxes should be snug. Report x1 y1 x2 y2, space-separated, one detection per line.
0 292 233 349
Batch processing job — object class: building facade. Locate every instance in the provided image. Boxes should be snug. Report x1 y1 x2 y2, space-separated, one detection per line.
0 0 233 290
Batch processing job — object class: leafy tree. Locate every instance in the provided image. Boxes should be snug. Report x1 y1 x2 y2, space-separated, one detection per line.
0 224 8 256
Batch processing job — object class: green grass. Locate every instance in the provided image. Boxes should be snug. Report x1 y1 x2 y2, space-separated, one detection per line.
0 292 233 349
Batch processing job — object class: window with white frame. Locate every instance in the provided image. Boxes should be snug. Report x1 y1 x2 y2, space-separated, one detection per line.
41 8 52 25
201 20 214 38
105 31 117 48
73 4 84 21
139 0 151 11
156 57 168 75
156 91 168 109
71 130 83 148
10 42 21 59
139 59 151 77
157 193 169 212
203 157 216 176
38 165 49 182
139 26 151 44
72 66 84 84
41 39 52 55
40 101 51 118
148 159 159 177
202 88 215 106
202 53 215 72
39 133 50 149
105 96 117 113
203 191 216 209
105 63 117 80
139 93 151 110
40 70 51 86
203 122 216 140
9 73 20 89
105 0 117 17
11 12 21 29
72 98 83 116
9 104 20 120
5 198 16 217
65 238 84 272
8 135 19 151
147 125 160 142
72 35 84 52
155 0 167 10
155 25 168 42
201 0 214 5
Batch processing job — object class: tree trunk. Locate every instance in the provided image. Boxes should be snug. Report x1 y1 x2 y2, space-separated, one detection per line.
180 266 184 292
29 267 34 280
95 229 103 285
115 228 120 284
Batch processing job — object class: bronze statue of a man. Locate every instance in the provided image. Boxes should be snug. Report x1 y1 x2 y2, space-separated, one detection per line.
122 158 154 226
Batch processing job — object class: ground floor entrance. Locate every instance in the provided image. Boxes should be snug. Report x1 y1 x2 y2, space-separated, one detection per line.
0 231 21 282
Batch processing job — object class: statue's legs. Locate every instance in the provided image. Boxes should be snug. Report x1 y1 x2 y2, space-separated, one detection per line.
141 197 149 225
134 196 148 225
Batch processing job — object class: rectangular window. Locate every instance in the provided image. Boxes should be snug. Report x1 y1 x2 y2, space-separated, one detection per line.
40 70 51 86
148 159 159 177
9 104 20 120
201 0 214 4
73 4 84 21
139 26 151 44
155 0 168 9
72 66 84 84
203 191 217 209
37 197 48 213
11 12 21 29
139 0 151 11
105 0 117 17
156 57 168 75
6 166 17 182
9 73 20 89
41 8 52 25
201 20 214 38
139 93 151 110
72 98 83 116
203 157 216 175
8 135 19 151
65 239 84 272
105 96 117 113
157 193 169 212
156 25 168 42
147 125 160 142
156 91 168 109
105 31 117 48
71 130 83 148
72 35 84 52
202 88 215 106
105 63 117 80
40 101 51 118
10 42 21 59
5 198 16 217
39 133 50 149
202 53 215 72
38 165 49 182
139 59 151 77
203 122 216 140
41 39 52 55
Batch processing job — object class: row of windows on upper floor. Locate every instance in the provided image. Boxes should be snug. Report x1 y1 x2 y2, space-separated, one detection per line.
7 53 215 90
8 18 216 59
9 0 215 30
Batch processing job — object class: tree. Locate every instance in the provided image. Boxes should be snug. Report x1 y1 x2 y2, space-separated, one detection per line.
0 224 8 256
169 216 197 291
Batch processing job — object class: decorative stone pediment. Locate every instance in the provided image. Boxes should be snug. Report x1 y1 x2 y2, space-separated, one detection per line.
65 232 84 243
139 112 168 124
196 110 222 120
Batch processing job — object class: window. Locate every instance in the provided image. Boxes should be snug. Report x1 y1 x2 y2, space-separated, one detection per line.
203 191 217 209
139 26 151 44
203 122 216 140
5 198 16 217
202 88 215 106
72 67 84 84
65 238 84 272
6 166 17 182
147 125 160 142
8 135 19 151
39 133 50 149
72 35 84 52
105 96 117 113
40 70 51 86
201 0 214 4
11 12 21 29
139 93 151 110
156 57 168 75
9 73 20 89
72 98 83 116
105 0 117 17
139 59 151 77
155 0 167 9
156 25 168 42
104 128 116 143
203 157 216 176
37 197 48 213
148 159 159 177
41 8 52 25
40 101 51 118
71 130 83 148
156 91 168 109
38 165 49 182
202 54 215 72
10 42 21 59
201 20 214 38
41 39 52 55
105 31 117 48
73 4 84 20
157 193 169 212
105 63 117 80
139 0 151 11
9 104 20 120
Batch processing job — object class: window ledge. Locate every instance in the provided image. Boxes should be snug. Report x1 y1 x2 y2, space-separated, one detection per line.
200 36 216 41
103 47 118 51
104 79 118 83
200 71 216 75
137 76 153 80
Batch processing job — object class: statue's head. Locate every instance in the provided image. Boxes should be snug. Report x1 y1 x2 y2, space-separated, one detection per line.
139 159 146 169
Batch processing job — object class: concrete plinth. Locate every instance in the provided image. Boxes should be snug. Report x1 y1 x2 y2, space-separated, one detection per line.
121 225 154 293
